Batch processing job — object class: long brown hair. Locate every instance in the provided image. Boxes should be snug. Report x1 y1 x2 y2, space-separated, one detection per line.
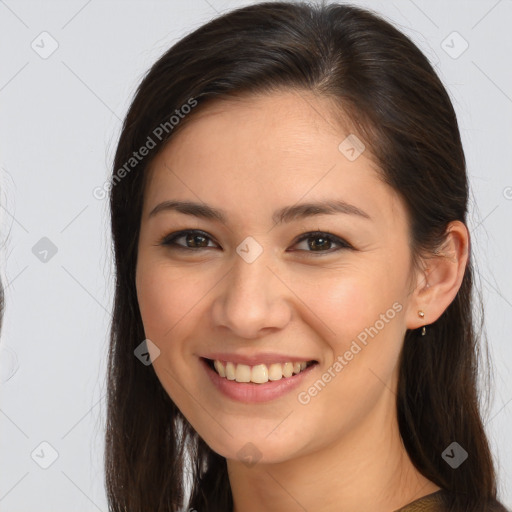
105 2 506 510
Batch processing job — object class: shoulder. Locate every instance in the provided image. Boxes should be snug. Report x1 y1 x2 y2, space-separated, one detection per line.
394 490 449 512
395 490 511 512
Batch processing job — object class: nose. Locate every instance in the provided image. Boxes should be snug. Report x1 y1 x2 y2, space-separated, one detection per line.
211 250 292 339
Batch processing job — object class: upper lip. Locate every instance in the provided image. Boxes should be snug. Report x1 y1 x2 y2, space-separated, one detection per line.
200 352 317 366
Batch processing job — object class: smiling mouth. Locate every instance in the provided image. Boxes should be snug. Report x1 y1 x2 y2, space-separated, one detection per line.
203 358 317 384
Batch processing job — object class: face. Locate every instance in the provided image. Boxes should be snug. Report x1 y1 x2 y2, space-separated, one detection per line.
135 90 419 465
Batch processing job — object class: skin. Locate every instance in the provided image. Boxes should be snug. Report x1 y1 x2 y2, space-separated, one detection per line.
135 90 469 512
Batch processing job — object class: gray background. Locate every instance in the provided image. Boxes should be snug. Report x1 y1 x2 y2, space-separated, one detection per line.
0 0 510 509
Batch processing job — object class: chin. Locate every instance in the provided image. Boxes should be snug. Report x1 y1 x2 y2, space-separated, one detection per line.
196 428 308 466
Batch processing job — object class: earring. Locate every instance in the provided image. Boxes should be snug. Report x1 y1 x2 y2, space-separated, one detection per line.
418 310 426 336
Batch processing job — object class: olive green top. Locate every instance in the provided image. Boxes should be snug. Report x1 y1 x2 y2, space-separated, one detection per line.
394 490 510 512
394 491 447 512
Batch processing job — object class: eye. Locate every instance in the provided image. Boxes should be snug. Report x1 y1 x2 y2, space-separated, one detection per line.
290 231 353 255
159 229 353 254
159 230 219 250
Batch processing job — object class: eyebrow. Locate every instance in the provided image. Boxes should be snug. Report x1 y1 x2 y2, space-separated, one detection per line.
148 199 371 225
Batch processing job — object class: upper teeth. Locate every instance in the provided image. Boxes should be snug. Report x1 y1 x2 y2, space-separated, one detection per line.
213 360 309 383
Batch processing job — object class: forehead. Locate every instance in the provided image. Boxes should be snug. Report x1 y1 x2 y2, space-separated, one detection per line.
143 90 405 231
168 90 355 154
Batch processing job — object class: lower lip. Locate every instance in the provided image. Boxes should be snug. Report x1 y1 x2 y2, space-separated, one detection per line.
201 358 317 404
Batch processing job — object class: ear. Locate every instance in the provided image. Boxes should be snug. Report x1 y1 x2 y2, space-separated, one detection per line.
406 220 469 330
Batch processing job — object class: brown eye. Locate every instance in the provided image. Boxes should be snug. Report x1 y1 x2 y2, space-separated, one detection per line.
160 230 218 250
159 229 353 255
291 231 353 255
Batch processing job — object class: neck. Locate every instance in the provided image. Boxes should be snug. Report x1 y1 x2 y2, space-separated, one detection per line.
227 393 440 512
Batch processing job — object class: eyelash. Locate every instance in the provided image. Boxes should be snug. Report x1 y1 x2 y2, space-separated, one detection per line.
158 229 354 255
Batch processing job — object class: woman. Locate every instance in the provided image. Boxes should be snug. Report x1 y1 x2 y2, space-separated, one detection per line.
104 2 509 511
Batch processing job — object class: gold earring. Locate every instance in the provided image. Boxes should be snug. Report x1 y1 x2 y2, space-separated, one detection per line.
418 310 426 336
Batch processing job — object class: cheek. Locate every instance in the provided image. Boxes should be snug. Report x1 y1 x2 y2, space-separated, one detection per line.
292 273 406 443
303 263 405 346
136 260 212 342
135 261 211 419
301 263 408 408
